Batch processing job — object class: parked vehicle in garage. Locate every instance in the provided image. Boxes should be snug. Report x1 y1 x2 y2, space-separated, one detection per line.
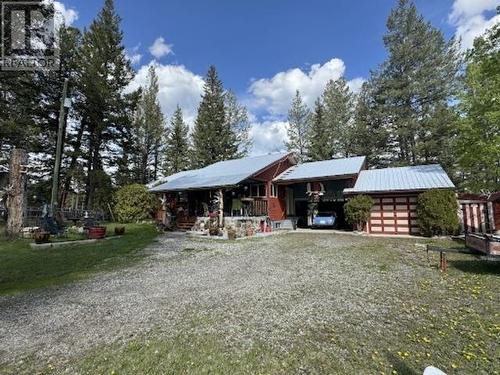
312 212 337 228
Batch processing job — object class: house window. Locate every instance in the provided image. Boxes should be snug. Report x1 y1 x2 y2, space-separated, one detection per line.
250 184 266 197
270 184 278 198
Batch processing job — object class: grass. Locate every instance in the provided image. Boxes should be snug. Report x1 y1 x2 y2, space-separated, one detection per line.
0 223 157 295
2 232 499 374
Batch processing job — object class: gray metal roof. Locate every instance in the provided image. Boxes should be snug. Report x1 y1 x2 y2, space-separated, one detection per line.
344 164 455 194
150 152 291 192
274 156 366 183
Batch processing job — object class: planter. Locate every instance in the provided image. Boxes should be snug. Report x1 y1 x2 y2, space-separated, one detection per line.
227 229 237 240
34 231 50 244
87 226 106 240
114 226 125 235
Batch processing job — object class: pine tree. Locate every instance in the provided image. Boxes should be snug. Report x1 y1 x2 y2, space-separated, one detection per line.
456 23 500 192
130 65 165 184
322 77 355 158
164 106 191 175
225 90 251 157
307 98 331 161
351 81 390 167
77 0 135 208
286 90 311 162
367 0 460 166
191 66 235 167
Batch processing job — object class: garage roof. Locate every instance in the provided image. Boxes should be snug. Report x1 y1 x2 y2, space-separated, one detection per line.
344 164 455 194
274 156 366 183
150 152 292 192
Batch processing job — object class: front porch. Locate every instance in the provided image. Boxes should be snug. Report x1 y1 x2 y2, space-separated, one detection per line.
159 181 275 232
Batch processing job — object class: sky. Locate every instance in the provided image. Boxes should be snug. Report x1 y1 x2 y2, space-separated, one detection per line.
56 0 500 155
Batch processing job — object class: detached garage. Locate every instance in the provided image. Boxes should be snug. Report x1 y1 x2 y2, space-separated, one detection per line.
344 164 455 235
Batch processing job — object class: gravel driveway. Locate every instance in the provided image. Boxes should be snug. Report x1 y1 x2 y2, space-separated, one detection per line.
0 231 428 372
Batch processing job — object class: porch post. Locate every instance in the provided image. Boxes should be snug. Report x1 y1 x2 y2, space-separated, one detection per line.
218 189 224 227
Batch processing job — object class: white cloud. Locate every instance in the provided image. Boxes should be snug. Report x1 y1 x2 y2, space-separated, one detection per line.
126 44 142 65
449 0 500 50
149 37 173 59
52 1 78 26
248 120 289 156
126 52 142 65
347 77 366 94
127 62 204 125
248 58 364 115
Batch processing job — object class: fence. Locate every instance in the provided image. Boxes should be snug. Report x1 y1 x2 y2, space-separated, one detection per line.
24 207 108 227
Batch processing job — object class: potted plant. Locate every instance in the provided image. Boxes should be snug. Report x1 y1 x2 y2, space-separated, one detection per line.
33 230 50 244
114 226 125 235
87 226 107 239
344 195 374 232
227 227 237 240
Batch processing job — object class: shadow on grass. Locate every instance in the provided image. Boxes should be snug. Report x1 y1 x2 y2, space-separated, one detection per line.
385 352 419 375
449 259 500 275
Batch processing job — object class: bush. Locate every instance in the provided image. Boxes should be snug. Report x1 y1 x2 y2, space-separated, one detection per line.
344 195 373 230
416 189 459 236
114 184 157 223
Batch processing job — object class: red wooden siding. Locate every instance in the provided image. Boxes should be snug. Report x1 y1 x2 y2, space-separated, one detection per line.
367 195 420 235
252 156 295 221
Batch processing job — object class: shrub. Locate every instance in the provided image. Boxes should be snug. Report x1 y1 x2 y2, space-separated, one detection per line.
114 184 157 223
416 189 459 236
344 195 373 230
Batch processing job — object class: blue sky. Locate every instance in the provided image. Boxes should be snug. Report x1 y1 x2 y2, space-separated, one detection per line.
58 0 499 154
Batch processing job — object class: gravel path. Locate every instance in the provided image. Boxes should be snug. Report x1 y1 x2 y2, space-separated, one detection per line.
0 231 423 372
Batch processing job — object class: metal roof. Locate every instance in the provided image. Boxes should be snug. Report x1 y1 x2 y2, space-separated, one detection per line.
274 156 366 183
344 164 455 194
150 152 291 192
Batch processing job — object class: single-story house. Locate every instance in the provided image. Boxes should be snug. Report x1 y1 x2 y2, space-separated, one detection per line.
150 153 457 236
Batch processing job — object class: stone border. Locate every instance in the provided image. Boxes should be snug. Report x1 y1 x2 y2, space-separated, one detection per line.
30 236 122 249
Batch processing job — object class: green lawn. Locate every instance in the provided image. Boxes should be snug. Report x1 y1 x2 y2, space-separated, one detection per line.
0 223 157 295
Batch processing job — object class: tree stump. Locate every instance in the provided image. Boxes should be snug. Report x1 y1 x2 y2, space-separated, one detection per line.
6 149 28 238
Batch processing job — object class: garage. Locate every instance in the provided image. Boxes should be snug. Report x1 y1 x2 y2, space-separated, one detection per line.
367 195 419 235
344 164 455 235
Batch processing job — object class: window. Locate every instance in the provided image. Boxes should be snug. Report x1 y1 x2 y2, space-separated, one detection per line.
250 184 266 197
270 184 278 198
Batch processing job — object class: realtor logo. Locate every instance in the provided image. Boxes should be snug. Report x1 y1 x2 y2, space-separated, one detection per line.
1 0 59 71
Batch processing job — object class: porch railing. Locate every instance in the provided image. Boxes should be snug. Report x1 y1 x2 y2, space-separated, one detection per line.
250 199 268 216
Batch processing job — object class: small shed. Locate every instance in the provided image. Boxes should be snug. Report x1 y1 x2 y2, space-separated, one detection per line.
344 164 455 235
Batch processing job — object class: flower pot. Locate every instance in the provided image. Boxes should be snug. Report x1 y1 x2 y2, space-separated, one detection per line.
88 226 106 240
227 229 237 240
114 226 125 235
34 231 50 244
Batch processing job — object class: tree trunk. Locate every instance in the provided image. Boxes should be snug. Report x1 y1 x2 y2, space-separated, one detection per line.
6 148 28 238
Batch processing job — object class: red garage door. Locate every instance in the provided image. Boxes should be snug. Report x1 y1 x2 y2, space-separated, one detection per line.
368 195 420 235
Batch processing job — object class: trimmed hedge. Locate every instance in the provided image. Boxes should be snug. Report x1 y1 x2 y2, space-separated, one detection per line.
344 195 373 230
416 189 459 236
114 184 157 223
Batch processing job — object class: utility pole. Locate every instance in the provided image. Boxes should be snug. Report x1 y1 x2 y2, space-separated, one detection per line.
50 78 70 216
